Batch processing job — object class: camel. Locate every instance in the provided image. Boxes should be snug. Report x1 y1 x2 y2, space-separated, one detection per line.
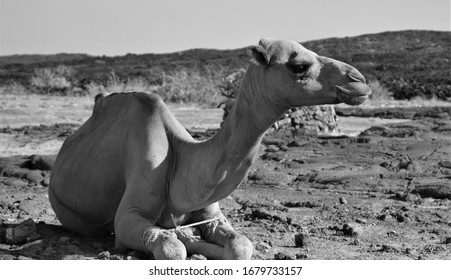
49 38 371 260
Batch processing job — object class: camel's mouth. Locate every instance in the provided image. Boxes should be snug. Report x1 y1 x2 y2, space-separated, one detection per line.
335 82 372 106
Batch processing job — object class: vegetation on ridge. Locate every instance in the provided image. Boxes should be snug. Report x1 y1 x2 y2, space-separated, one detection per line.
0 30 449 106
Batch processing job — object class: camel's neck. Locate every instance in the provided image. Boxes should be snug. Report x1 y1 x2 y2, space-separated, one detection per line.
169 65 287 212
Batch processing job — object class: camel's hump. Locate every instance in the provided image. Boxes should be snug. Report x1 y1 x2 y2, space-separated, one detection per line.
92 91 164 116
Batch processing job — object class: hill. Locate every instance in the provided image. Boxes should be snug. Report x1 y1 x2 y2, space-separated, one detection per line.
0 30 450 100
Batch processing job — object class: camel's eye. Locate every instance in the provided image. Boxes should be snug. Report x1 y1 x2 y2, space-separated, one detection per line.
287 62 311 76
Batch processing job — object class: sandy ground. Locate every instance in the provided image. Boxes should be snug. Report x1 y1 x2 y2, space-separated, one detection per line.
0 94 450 260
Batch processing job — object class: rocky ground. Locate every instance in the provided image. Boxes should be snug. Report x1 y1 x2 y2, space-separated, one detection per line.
0 106 450 260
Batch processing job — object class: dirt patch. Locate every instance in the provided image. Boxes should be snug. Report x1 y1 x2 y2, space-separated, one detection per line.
1 104 451 260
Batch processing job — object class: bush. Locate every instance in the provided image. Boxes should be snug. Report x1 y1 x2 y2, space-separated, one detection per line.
154 69 224 107
30 65 75 95
0 81 30 95
367 80 393 101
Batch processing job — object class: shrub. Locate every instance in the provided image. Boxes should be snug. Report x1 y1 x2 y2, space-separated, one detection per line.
367 80 393 101
154 69 224 107
30 65 75 95
0 81 30 95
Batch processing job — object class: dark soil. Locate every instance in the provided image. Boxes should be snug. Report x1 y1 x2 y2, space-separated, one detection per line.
1 109 450 260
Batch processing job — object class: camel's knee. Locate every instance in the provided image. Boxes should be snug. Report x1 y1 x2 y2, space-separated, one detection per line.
143 228 187 260
223 233 253 260
151 233 187 260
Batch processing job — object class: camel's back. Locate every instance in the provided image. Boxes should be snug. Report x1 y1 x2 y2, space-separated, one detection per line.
49 92 170 213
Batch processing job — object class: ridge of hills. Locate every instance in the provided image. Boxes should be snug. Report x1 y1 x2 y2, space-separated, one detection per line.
1 30 450 100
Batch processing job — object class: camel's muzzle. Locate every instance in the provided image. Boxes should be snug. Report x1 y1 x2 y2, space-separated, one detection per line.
335 73 371 105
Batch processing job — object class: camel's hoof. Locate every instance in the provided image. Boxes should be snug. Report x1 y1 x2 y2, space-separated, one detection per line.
153 235 187 260
223 234 253 260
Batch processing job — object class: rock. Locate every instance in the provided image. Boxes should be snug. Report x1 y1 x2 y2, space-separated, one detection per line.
255 241 272 252
23 170 45 185
0 254 16 260
381 244 399 253
250 209 282 222
395 213 406 223
17 255 33 260
261 153 284 162
189 254 207 260
2 218 39 245
356 218 367 224
439 160 451 169
412 182 451 199
20 155 54 171
397 192 422 203
353 239 361 246
387 230 398 237
41 176 50 187
294 233 310 248
342 223 363 237
62 254 87 260
274 252 296 260
264 145 280 153
339 197 348 204
295 253 308 259
444 237 451 244
109 254 123 260
247 171 292 185
287 140 302 147
97 251 111 260
262 138 286 147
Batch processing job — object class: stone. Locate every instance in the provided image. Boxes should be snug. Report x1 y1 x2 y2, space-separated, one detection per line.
439 160 451 169
189 254 207 260
20 155 54 171
287 140 302 147
295 253 308 259
412 182 451 199
342 223 363 237
0 254 16 260
339 197 348 204
97 251 111 260
294 233 310 248
274 252 296 260
3 218 39 245
62 254 87 260
381 244 399 253
356 218 367 224
255 241 272 252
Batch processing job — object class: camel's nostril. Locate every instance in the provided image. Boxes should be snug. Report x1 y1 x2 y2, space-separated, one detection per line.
348 72 366 84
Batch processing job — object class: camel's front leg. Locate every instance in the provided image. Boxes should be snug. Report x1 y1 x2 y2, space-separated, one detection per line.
200 214 253 260
174 227 225 259
141 227 187 260
181 204 252 260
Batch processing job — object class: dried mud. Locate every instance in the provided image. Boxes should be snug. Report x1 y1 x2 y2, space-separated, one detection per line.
1 108 450 260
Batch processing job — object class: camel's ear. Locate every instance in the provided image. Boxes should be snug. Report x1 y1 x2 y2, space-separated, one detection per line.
248 45 270 66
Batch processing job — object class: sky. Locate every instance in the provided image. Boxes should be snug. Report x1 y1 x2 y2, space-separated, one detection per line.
0 0 450 56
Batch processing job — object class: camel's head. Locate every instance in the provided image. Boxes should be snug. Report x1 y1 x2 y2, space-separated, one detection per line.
249 38 371 107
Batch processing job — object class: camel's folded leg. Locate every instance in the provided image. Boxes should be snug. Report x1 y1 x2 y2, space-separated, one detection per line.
174 227 224 259
198 215 253 260
141 227 187 260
